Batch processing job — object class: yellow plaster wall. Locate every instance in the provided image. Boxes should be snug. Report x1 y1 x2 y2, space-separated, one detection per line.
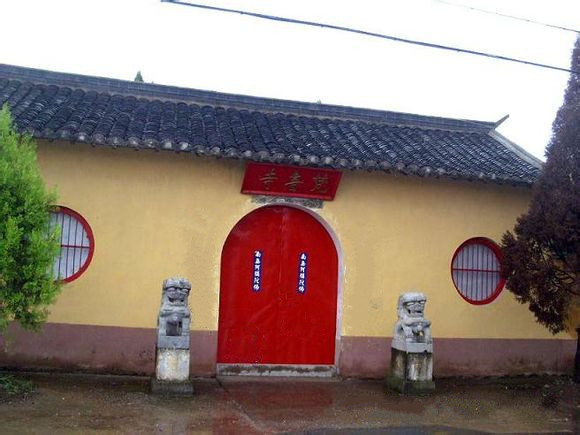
37 141 569 340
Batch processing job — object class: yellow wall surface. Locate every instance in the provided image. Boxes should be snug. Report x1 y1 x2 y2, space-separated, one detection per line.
37 141 569 340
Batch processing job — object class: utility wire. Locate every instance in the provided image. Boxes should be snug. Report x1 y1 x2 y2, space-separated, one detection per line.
431 0 579 34
161 0 578 74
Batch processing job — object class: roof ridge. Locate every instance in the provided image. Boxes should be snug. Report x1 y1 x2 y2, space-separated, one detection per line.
0 63 495 132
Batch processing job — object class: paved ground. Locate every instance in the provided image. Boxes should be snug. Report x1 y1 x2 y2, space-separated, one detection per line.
0 373 577 434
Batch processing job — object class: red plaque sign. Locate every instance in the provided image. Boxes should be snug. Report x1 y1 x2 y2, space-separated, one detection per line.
241 163 342 200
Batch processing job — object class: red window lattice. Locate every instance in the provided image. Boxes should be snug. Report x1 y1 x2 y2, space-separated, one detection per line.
49 206 94 282
451 237 505 305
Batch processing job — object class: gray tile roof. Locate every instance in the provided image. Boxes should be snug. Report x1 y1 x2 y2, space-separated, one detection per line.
0 64 542 185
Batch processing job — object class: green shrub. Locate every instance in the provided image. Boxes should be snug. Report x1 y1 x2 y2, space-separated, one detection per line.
0 105 61 333
0 374 33 398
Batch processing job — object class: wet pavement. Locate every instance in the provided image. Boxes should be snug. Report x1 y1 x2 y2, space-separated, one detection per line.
0 373 577 434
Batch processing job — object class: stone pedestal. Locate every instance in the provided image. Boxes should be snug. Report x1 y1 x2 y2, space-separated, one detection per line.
152 348 192 393
386 348 435 394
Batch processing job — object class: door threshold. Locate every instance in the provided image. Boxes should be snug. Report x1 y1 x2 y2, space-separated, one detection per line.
216 363 336 377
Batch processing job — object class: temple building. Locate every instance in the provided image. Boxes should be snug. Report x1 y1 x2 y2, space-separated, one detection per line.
0 64 575 378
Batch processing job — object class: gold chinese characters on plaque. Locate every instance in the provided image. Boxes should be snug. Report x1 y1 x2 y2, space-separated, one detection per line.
241 163 342 200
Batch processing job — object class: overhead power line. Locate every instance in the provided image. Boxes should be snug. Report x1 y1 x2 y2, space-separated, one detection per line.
161 0 578 74
431 0 580 34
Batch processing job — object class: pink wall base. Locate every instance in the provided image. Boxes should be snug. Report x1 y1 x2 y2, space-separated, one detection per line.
1 323 575 378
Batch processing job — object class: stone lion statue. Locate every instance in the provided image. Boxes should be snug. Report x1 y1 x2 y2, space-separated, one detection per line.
392 292 432 352
157 278 191 347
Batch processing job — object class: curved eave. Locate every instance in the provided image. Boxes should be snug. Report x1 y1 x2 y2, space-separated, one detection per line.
32 129 538 187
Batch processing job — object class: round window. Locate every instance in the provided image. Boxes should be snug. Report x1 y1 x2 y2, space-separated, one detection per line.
451 237 505 305
49 206 94 282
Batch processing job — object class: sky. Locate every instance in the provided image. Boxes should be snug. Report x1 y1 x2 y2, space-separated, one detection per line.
1 0 578 160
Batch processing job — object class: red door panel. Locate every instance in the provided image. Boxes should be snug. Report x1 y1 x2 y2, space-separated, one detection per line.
218 206 338 365
218 207 282 364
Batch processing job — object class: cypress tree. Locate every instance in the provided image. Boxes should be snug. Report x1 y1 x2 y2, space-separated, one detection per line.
501 38 579 378
0 105 61 333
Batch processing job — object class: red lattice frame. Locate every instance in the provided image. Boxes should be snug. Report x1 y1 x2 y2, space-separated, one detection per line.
450 237 505 305
53 206 95 283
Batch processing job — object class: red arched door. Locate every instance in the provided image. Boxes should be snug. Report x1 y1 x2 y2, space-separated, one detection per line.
218 206 338 365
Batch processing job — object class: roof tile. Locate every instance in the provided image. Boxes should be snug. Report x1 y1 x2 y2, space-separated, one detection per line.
0 64 542 185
